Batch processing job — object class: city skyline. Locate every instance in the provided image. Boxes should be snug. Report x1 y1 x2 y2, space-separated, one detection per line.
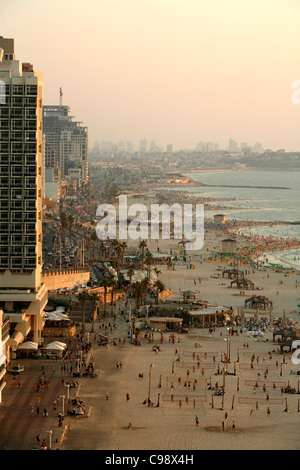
0 0 300 152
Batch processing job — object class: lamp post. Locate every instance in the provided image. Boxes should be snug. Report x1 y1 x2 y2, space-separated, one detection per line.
59 395 65 416
148 363 154 406
46 430 52 450
65 384 70 403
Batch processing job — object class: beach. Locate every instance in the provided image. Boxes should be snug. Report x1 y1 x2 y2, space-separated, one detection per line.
59 228 300 450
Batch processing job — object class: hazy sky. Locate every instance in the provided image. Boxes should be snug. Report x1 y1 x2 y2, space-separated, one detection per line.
1 0 300 151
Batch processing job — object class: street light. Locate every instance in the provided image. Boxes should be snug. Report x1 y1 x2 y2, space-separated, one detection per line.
65 383 70 403
148 363 155 406
46 430 52 450
59 395 65 416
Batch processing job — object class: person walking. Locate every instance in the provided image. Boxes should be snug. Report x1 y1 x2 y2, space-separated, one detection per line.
195 416 199 426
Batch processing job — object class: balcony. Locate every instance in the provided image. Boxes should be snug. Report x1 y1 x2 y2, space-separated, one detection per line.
0 121 9 130
25 155 36 165
0 143 9 153
0 155 9 164
0 257 9 268
10 110 23 119
24 258 36 268
12 85 24 96
25 167 36 177
25 235 36 245
25 213 36 222
26 85 37 96
10 155 23 165
11 258 23 269
25 143 36 153
24 190 36 199
0 212 9 222
0 166 9 176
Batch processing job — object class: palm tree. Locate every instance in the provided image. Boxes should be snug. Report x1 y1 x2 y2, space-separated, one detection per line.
109 278 118 317
140 276 150 305
78 291 90 334
90 292 100 332
139 240 147 271
133 281 143 315
145 251 154 277
119 241 127 267
112 239 122 273
154 267 161 277
100 277 111 317
154 280 165 304
114 244 123 276
127 268 135 294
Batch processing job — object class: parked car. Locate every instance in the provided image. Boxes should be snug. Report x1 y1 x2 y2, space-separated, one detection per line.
7 364 24 374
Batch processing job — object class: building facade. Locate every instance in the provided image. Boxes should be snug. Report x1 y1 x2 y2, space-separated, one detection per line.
0 38 48 381
43 104 88 186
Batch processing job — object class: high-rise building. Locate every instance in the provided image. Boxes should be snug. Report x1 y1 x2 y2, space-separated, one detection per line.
139 139 147 153
43 102 88 186
0 38 48 376
166 144 173 154
228 138 239 152
126 141 134 153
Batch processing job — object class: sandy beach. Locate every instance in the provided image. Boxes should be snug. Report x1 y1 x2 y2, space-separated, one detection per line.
60 226 300 450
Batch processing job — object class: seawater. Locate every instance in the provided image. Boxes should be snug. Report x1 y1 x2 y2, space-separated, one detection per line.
180 170 300 240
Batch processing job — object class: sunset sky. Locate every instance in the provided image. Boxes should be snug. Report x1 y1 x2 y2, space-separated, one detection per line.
1 0 300 151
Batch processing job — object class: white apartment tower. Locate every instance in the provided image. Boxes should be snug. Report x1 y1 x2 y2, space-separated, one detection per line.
0 38 48 364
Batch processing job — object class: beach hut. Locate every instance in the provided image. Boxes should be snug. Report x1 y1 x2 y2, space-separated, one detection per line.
222 268 244 280
230 278 254 290
221 239 237 254
273 327 300 344
184 305 233 328
214 214 227 225
181 290 197 302
145 316 183 332
244 296 273 310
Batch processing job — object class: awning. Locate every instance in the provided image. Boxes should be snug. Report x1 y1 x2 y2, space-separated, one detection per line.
17 341 38 350
45 341 67 351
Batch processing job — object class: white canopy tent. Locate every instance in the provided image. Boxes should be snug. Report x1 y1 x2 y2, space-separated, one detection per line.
45 341 67 351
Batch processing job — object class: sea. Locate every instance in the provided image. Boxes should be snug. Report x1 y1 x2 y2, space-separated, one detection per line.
165 170 300 269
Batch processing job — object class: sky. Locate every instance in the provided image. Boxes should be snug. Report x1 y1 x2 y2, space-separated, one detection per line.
0 0 300 151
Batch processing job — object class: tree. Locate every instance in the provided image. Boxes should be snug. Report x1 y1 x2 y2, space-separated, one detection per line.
154 280 165 304
139 240 147 271
108 278 118 317
78 291 90 334
140 276 150 305
100 277 111 317
119 241 128 267
133 281 143 315
90 292 100 332
127 268 135 294
145 252 154 277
